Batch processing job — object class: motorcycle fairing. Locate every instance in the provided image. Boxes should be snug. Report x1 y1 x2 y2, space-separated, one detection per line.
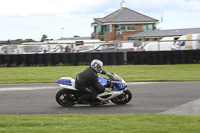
111 81 127 91
56 79 72 86
56 77 77 90
98 74 127 91
56 73 127 92
96 91 123 101
98 76 108 86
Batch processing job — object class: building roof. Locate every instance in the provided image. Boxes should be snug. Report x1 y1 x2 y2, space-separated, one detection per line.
129 27 200 38
94 7 158 24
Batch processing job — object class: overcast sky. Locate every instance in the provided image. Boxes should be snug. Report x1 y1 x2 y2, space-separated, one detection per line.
0 0 200 41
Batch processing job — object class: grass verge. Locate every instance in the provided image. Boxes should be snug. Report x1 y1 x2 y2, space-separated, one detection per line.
0 114 200 133
0 64 200 83
1 65 200 132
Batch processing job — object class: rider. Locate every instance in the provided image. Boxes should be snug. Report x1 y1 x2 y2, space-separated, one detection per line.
75 59 112 104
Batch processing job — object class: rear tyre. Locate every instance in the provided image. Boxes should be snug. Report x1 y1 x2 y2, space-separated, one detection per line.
55 89 76 107
111 90 132 105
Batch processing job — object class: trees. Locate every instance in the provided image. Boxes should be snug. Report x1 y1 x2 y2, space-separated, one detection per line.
41 34 48 42
10 39 35 44
41 34 53 42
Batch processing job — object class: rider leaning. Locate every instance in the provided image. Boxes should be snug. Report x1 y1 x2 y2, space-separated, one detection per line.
75 59 112 104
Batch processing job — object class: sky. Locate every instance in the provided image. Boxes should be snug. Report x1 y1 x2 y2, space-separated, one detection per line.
0 0 200 41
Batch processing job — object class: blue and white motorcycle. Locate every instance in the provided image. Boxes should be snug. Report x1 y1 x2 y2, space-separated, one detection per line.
55 73 132 107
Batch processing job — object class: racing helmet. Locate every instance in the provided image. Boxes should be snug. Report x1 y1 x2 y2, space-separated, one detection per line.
91 59 103 73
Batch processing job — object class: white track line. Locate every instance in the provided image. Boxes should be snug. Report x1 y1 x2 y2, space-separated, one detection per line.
0 86 57 92
127 82 157 85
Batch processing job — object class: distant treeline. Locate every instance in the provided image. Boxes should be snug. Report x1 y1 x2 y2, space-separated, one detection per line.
2 34 53 45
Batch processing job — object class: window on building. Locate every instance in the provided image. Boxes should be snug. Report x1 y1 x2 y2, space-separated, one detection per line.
121 25 126 31
142 24 153 31
115 24 137 31
115 25 120 31
95 26 97 33
115 24 126 31
115 25 121 31
126 25 136 31
98 24 103 35
105 25 112 33
110 25 112 32
105 25 110 33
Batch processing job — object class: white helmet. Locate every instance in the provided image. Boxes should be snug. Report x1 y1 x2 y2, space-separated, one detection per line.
91 59 103 73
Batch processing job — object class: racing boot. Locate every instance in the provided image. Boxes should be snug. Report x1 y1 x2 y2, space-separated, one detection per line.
78 95 90 104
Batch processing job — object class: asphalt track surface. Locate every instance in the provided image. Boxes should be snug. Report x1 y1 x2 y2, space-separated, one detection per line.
0 82 200 115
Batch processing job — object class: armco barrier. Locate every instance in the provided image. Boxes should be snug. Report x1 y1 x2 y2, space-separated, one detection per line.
1 50 200 67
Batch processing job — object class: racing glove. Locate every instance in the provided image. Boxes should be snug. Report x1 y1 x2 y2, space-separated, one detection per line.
105 88 112 92
100 70 107 75
107 73 114 79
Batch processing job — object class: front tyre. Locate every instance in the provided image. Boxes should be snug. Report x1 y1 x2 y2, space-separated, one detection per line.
111 90 132 105
56 89 76 107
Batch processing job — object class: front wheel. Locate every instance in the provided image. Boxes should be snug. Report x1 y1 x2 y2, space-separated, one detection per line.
111 90 132 105
55 89 76 107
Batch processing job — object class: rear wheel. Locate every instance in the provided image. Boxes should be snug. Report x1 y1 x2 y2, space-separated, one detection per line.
111 90 132 105
55 89 76 107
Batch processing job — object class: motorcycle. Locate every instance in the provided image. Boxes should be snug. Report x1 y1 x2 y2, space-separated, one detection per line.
55 73 132 107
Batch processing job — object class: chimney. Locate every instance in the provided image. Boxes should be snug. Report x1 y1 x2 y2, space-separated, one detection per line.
121 0 126 8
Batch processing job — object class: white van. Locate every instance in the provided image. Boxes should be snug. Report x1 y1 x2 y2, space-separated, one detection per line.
18 45 47 54
0 45 19 54
143 37 178 51
171 33 200 50
112 40 143 51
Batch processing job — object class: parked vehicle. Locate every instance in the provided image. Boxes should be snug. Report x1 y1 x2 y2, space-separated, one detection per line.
0 45 49 54
50 45 64 53
0 45 18 54
74 45 94 52
48 38 101 53
112 40 143 51
143 37 178 51
18 45 49 54
171 33 200 50
55 72 132 107
89 43 134 52
91 43 115 52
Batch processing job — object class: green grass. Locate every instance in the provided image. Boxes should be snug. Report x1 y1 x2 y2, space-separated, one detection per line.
0 64 200 83
0 114 200 133
0 64 200 133
1 65 200 132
